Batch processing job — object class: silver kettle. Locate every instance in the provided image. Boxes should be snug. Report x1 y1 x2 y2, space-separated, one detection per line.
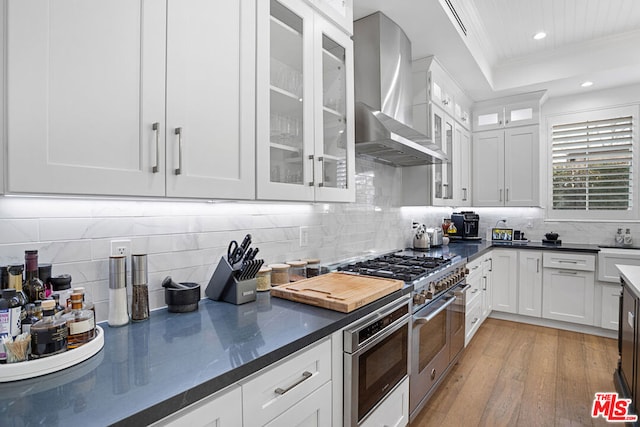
412 222 430 250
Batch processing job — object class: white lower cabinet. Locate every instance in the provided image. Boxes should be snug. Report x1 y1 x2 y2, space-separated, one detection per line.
599 283 621 330
360 377 409 427
153 336 332 427
150 385 242 427
491 250 518 314
264 381 332 427
464 256 484 345
241 337 332 426
542 252 596 326
518 251 542 317
465 298 483 347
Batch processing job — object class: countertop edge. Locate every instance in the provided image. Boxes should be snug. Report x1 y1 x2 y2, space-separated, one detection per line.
113 287 412 426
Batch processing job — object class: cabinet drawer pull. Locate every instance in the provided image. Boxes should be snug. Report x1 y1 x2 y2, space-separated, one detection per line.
462 188 467 201
471 317 479 325
558 270 578 275
275 371 313 395
174 127 183 175
471 288 478 294
152 122 160 173
557 259 578 264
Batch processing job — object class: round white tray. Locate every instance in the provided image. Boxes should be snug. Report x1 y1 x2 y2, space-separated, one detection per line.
0 325 104 382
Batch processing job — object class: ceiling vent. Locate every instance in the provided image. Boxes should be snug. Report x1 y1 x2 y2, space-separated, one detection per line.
444 0 467 36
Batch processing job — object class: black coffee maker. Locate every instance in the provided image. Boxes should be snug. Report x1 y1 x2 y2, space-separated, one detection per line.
450 211 480 239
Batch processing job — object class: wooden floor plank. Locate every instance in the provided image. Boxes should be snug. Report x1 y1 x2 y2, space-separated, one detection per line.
409 319 618 427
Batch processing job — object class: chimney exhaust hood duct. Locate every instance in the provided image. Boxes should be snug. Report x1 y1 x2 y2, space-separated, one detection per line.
353 12 447 167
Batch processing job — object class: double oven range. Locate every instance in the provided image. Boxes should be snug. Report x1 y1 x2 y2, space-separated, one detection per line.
339 251 468 425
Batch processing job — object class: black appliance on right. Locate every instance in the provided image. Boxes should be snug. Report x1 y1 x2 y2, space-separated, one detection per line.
449 211 480 240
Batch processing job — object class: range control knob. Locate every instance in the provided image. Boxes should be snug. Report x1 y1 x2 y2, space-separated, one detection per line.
413 293 427 305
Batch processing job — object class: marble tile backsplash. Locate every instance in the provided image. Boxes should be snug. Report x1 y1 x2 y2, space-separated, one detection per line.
1 156 636 322
0 158 407 322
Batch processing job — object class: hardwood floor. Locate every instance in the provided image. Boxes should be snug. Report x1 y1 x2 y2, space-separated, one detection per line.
410 318 618 427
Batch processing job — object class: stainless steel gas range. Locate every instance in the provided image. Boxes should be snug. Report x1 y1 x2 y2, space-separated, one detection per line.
338 250 468 425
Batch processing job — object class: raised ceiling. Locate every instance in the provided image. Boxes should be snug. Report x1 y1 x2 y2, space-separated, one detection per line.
353 0 640 101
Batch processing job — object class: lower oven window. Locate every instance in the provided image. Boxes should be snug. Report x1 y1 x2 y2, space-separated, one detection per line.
358 326 408 421
418 310 446 372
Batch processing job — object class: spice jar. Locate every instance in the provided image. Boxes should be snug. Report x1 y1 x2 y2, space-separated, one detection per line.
256 266 272 291
304 258 321 277
269 264 290 286
287 260 307 282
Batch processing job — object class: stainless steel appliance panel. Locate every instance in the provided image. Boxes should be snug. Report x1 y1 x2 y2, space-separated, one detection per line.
344 295 410 426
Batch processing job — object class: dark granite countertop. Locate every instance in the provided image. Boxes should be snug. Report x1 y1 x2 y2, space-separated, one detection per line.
0 241 601 426
0 287 410 426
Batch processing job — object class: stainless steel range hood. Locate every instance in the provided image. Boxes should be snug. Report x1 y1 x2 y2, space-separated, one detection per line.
353 12 447 167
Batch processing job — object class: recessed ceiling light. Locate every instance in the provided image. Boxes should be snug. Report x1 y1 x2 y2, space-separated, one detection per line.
581 81 594 88
533 32 547 40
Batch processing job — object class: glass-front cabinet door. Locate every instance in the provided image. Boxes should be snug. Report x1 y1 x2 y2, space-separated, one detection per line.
432 106 453 205
257 0 354 202
313 16 354 202
257 0 315 201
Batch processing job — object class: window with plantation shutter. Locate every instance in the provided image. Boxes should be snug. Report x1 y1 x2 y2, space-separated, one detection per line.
551 114 634 215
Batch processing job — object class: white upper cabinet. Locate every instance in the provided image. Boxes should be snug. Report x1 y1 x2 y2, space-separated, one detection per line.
472 91 545 132
7 0 255 199
256 0 354 202
165 0 256 199
7 0 166 196
472 125 540 207
309 0 353 34
409 56 472 207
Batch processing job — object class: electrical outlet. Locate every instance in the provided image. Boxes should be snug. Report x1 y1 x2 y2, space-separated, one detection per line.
299 226 309 247
110 239 131 257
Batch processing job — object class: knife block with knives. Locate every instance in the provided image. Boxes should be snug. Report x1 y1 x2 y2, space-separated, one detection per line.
206 256 258 305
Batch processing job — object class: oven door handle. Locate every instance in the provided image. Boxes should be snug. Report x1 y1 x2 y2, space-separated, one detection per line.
454 284 471 296
413 296 457 324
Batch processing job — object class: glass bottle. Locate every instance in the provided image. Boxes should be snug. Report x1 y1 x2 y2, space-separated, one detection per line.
33 300 43 320
30 299 68 358
615 228 624 246
52 294 65 314
63 293 96 349
0 266 7 290
624 228 633 246
23 251 45 303
0 294 9 363
21 303 39 334
2 289 21 338
73 286 94 313
7 265 27 324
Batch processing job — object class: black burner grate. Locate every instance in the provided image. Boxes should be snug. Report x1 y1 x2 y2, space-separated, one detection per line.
337 254 452 282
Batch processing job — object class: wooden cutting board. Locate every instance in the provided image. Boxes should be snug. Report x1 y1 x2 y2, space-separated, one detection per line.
270 272 404 313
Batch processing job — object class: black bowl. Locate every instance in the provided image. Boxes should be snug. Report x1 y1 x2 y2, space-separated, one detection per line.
545 232 559 241
165 282 200 313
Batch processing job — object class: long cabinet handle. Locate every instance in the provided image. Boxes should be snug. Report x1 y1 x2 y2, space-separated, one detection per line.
308 154 315 186
506 188 509 202
274 371 312 395
152 122 160 173
499 189 503 202
536 259 540 273
317 156 325 187
558 270 578 275
174 127 183 175
462 188 467 201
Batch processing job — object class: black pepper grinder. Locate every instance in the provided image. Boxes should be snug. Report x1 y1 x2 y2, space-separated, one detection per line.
131 254 149 322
